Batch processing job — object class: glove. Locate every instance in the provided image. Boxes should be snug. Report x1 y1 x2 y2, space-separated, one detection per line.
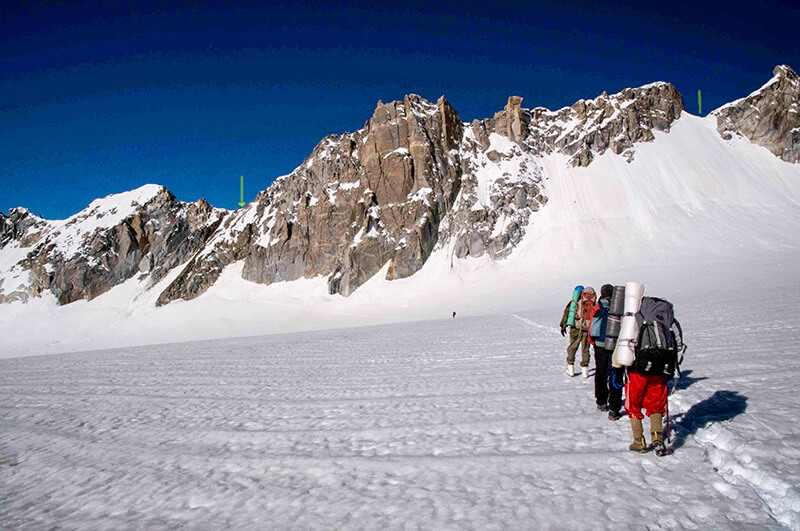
560 327 567 337
608 367 626 390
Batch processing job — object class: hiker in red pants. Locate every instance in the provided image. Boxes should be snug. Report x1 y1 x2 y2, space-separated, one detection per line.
625 371 668 454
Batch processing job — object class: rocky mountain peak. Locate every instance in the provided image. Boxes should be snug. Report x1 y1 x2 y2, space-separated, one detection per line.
1 208 45 249
157 92 468 304
773 64 799 87
477 82 684 167
713 65 800 163
0 187 226 304
492 96 529 145
5 70 797 308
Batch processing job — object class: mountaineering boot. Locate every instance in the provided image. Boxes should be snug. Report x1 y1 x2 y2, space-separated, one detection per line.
608 410 622 421
581 366 589 379
650 413 666 456
597 404 609 412
566 364 575 377
629 417 647 452
651 434 667 456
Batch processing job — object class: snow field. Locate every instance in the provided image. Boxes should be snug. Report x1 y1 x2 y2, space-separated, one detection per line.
3 111 800 359
1 93 800 528
1 270 798 529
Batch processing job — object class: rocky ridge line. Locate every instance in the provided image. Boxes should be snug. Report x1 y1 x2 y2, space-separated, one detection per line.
3 66 797 307
0 186 226 304
713 65 800 163
156 82 687 305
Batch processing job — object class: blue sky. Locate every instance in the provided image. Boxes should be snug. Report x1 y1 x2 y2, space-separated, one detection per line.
2 0 799 219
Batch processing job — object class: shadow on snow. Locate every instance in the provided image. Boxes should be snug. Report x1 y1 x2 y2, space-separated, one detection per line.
671 369 710 392
669 390 748 450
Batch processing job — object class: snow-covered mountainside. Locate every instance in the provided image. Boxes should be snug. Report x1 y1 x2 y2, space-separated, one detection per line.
0 186 225 304
0 65 798 327
155 81 684 304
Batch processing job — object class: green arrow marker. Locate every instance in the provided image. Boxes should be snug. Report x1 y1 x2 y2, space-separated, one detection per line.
698 90 702 116
239 175 246 207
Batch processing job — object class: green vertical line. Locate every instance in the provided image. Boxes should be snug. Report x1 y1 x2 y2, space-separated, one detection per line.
239 175 245 207
698 90 702 116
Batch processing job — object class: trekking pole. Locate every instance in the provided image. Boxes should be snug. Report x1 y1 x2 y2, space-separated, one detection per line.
665 399 671 444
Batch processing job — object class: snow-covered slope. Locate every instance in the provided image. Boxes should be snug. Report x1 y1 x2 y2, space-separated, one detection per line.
1 262 798 529
1 67 800 356
2 108 799 357
521 113 800 266
0 185 227 305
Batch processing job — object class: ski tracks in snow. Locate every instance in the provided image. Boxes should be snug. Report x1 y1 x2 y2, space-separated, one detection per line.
697 421 799 529
0 304 795 529
508 313 559 335
667 285 800 530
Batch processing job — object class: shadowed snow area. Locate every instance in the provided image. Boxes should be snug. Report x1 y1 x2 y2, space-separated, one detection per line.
1 263 799 529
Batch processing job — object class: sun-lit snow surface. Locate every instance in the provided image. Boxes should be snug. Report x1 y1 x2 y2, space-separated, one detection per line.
1 112 799 358
1 109 800 527
1 266 799 529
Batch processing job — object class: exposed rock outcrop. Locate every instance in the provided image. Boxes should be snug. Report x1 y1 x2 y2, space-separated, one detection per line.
1 208 47 249
158 95 467 303
5 67 796 307
482 83 684 166
0 186 226 304
713 65 800 163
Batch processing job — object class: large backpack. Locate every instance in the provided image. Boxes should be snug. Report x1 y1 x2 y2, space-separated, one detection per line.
633 297 685 379
576 290 597 330
589 299 610 343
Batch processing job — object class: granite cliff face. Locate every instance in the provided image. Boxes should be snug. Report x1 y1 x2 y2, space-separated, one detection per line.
713 65 800 163
158 95 470 303
0 186 225 304
2 66 797 307
484 81 684 166
156 82 685 304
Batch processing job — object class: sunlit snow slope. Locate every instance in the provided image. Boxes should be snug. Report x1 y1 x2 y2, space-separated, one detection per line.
1 266 798 529
1 112 799 357
519 113 800 266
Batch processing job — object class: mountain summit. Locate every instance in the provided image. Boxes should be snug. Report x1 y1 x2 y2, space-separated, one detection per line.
2 66 799 307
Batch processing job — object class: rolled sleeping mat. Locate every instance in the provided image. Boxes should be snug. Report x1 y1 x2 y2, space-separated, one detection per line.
609 285 625 315
615 316 639 366
618 312 639 341
604 314 622 349
615 318 637 366
624 281 646 315
614 338 636 367
614 282 646 367
604 287 625 350
605 314 622 338
565 285 584 327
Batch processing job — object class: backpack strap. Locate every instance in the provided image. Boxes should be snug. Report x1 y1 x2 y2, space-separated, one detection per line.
634 319 646 352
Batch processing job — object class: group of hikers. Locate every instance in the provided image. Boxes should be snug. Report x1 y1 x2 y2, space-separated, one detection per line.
559 283 685 456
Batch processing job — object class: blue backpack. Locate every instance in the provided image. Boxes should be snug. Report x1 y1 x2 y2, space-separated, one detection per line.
590 299 610 343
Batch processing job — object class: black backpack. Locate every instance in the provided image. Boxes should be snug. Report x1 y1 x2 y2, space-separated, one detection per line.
633 297 685 379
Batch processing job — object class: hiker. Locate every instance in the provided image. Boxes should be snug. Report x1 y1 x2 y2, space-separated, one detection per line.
559 286 596 378
588 284 623 420
626 369 669 453
625 297 685 456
